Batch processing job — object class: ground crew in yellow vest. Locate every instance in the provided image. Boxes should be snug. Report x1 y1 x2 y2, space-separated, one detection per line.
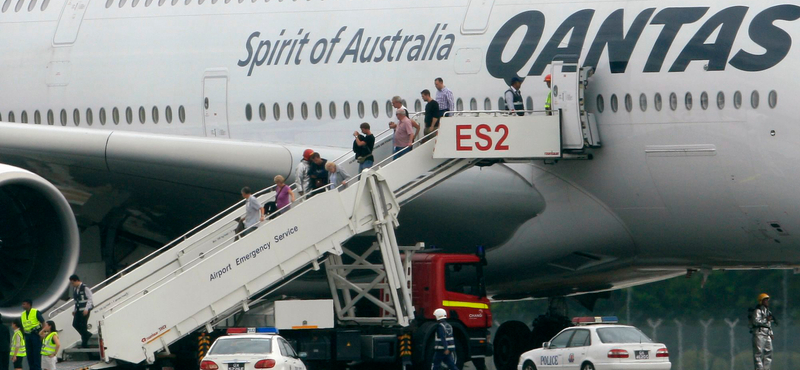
431 308 460 370
10 319 26 370
69 274 95 348
21 299 44 370
38 321 60 370
544 74 552 115
750 293 774 370
504 77 525 116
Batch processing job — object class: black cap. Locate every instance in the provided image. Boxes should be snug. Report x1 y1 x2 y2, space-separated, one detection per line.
511 77 524 84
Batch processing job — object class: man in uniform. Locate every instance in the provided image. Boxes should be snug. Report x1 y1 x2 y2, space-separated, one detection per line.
544 74 552 114
69 275 94 348
751 293 774 370
504 77 525 116
20 299 43 370
431 308 459 370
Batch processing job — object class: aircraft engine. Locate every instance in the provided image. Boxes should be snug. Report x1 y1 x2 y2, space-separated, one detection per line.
0 164 79 319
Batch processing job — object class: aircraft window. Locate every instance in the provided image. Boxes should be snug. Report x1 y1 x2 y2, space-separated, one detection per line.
8 111 15 122
138 106 145 123
27 0 36 12
197 0 203 5
145 0 153 6
287 103 294 120
685 92 693 110
184 0 190 5
415 99 422 112
669 93 677 111
654 93 662 112
245 103 252 121
14 0 23 12
497 97 504 110
40 0 47 10
124 107 132 124
472 98 479 110
301 102 309 120
733 91 742 109
624 94 632 112
132 0 139 7
99 108 106 125
21 111 28 123
385 100 392 118
716 92 725 110
47 110 54 125
357 101 365 119
751 91 759 109
0 112 3 121
2 0 11 12
179 105 186 123
60 109 66 125
118 0 125 8
700 92 709 110
639 93 647 112
70 109 78 125
768 90 777 109
105 0 112 7
329 101 336 119
456 98 463 111
525 96 533 111
112 107 120 124
273 103 280 120
371 100 379 118
34 110 41 125
212 0 218 4
151 106 158 124
158 0 165 5
166 106 173 123
86 108 93 126
401 99 407 108
596 95 604 113
343 101 351 119
484 97 491 110
171 0 178 5
610 94 618 113
309 102 319 120
260 103 267 121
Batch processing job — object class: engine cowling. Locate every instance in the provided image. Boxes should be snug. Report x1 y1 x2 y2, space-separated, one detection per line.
0 164 79 319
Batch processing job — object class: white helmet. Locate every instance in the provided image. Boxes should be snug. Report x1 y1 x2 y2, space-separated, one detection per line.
434 308 447 320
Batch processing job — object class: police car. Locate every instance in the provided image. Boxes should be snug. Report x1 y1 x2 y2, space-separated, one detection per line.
518 317 671 370
200 328 306 370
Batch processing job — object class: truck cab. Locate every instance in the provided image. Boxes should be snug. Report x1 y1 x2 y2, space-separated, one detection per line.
411 253 493 368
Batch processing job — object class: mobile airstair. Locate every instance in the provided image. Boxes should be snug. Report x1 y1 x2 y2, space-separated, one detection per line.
49 63 599 366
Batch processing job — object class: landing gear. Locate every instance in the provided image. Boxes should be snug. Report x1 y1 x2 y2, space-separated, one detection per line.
493 298 572 370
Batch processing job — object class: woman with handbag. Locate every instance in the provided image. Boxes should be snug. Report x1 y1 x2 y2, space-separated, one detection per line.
273 175 295 214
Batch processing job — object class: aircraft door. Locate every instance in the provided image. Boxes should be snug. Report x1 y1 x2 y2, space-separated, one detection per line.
202 70 230 138
550 61 583 150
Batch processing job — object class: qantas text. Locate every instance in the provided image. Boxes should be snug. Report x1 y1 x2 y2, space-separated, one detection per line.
487 5 800 84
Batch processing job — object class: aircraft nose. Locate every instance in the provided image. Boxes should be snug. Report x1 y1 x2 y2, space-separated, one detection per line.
396 163 544 253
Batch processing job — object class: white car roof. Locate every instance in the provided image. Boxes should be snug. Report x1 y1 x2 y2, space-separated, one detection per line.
571 324 634 330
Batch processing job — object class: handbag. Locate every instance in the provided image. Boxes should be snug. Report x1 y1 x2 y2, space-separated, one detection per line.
356 139 373 164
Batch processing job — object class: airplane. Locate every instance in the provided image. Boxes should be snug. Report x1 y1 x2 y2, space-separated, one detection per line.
0 0 799 369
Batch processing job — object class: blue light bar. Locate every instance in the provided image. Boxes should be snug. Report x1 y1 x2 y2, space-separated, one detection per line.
602 316 619 323
255 327 279 334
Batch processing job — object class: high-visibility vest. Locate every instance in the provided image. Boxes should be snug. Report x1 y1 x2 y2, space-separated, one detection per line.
434 321 456 351
10 330 26 357
545 91 552 110
21 309 41 333
41 332 58 356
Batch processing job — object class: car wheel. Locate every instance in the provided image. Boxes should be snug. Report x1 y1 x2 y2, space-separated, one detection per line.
522 360 536 370
581 362 595 370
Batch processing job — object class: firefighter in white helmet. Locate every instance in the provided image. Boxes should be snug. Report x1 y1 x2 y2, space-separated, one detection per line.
432 308 459 370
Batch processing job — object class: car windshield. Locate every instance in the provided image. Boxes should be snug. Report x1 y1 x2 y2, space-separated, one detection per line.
596 327 653 344
209 338 272 355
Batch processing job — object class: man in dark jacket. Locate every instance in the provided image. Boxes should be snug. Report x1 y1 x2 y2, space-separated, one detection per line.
307 152 329 195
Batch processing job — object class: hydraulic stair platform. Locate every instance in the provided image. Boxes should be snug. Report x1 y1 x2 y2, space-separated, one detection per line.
46 63 599 367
